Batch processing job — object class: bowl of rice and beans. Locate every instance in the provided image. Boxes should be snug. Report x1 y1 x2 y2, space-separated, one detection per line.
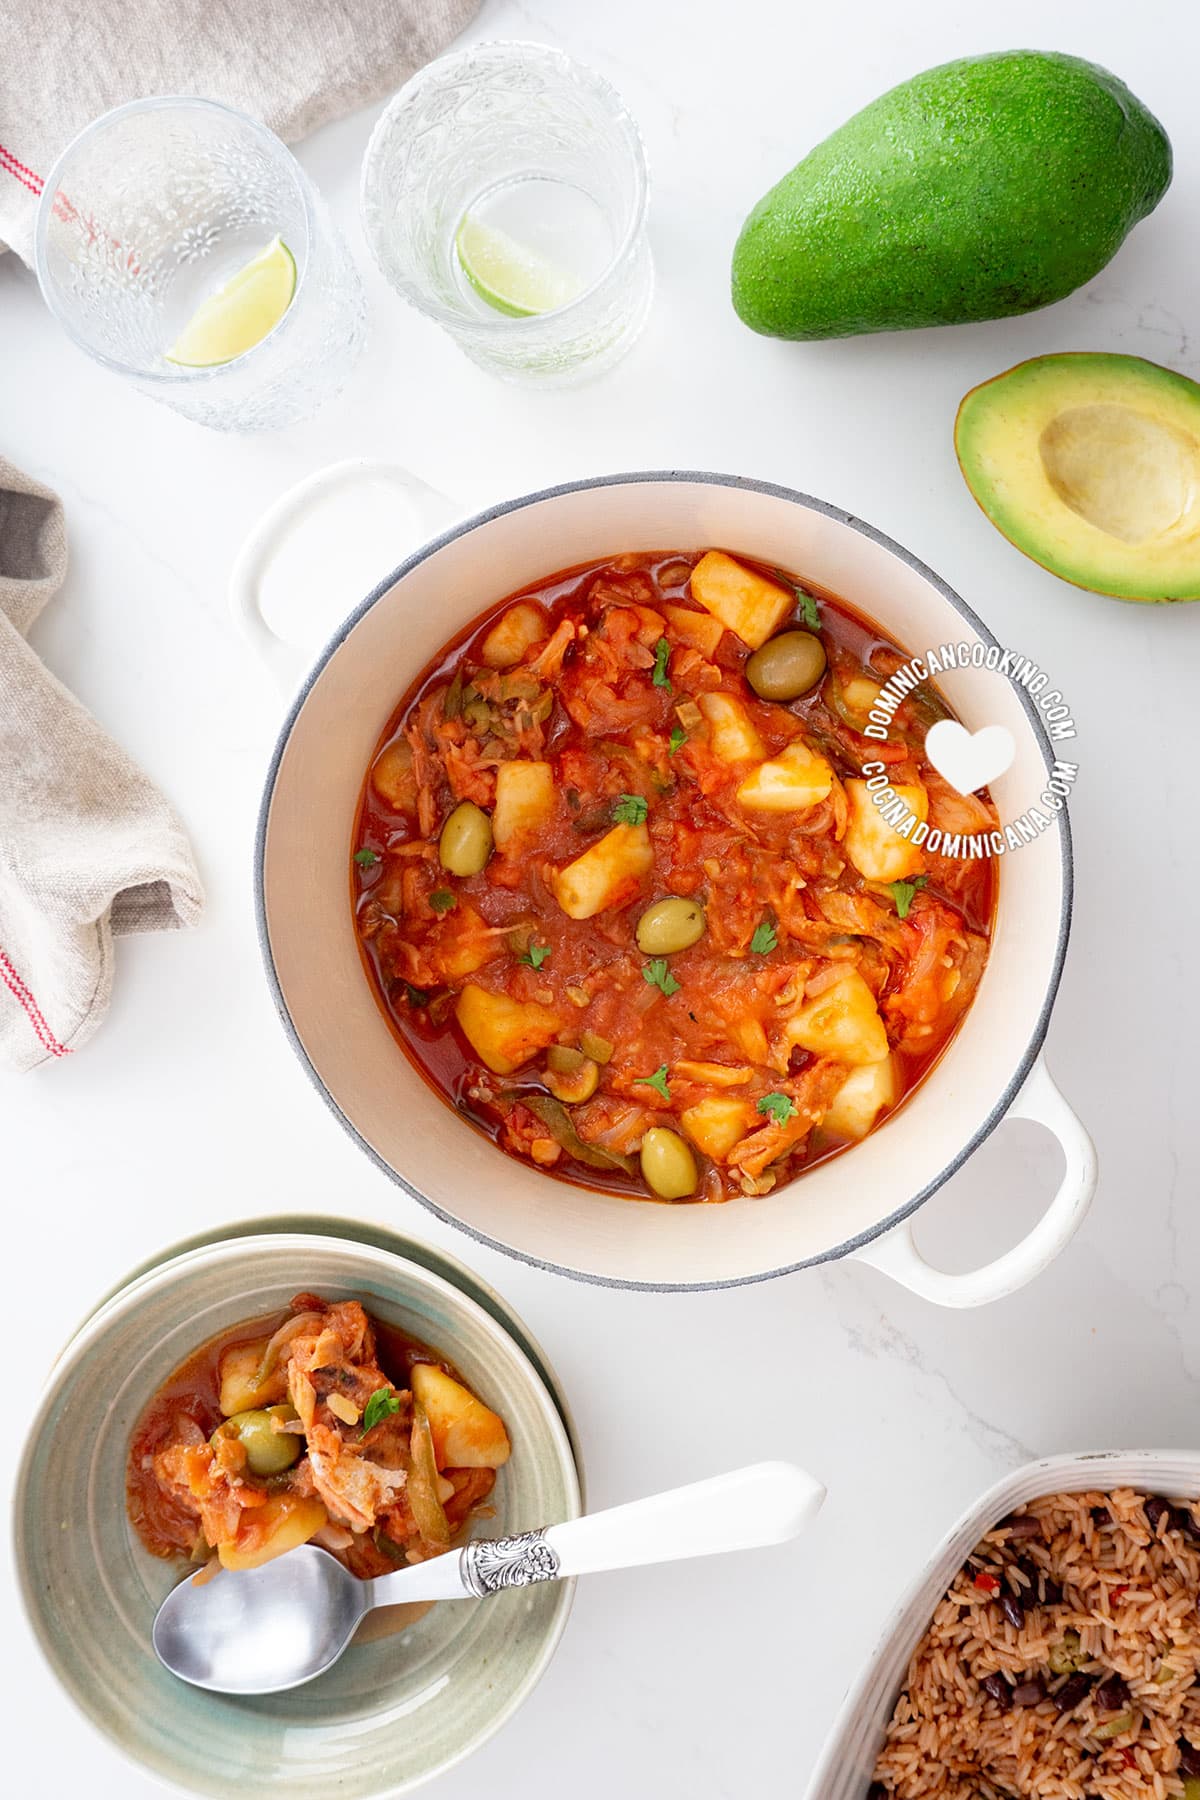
810 1455 1200 1800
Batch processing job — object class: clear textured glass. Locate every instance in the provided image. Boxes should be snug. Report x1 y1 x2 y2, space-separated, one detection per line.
34 98 366 433
361 42 653 385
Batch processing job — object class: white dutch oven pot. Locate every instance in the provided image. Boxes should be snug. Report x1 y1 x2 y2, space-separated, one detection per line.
242 467 1095 1302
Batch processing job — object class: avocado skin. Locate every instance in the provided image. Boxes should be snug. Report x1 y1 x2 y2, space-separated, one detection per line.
732 50 1172 340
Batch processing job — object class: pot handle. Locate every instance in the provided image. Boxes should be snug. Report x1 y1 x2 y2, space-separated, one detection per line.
849 1056 1096 1308
229 457 460 693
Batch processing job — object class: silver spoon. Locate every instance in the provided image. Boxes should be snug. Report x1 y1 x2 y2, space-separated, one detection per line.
152 1460 824 1694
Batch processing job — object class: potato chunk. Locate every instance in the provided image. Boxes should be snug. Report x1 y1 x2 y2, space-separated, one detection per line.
689 551 795 650
786 970 889 1065
729 1015 770 1064
411 1363 511 1469
455 983 560 1075
844 779 927 882
662 603 725 657
549 822 654 920
680 1095 757 1161
493 760 555 851
218 1494 327 1571
838 676 882 725
479 602 547 669
821 1056 899 1140
370 738 417 813
218 1341 287 1417
436 903 501 980
737 741 833 811
698 692 764 764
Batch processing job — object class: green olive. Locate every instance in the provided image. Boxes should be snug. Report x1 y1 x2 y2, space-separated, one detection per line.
640 1127 699 1200
439 800 493 876
636 896 706 956
216 1406 301 1478
544 1048 600 1104
745 630 827 701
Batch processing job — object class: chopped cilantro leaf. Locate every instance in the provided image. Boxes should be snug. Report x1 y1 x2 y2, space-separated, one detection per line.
361 1386 401 1434
794 586 821 631
633 1064 671 1101
402 981 429 1007
643 958 681 998
354 847 380 867
757 1092 798 1126
668 726 686 756
429 889 456 915
520 942 551 970
652 636 672 690
889 875 928 920
750 917 778 955
612 793 649 827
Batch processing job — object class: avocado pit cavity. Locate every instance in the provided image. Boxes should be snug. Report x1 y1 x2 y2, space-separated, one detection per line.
1038 404 1199 545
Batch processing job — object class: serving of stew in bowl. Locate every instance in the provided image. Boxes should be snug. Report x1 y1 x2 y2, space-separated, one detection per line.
128 1291 511 1580
15 1229 580 1800
256 471 1088 1297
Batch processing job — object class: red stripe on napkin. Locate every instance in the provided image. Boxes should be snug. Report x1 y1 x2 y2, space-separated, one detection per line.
0 147 127 255
0 143 43 196
0 948 71 1058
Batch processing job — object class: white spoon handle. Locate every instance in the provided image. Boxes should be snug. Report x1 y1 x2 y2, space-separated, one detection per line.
546 1460 824 1576
448 1461 824 1597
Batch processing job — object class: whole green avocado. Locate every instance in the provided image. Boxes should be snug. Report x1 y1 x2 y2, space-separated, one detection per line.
731 50 1171 339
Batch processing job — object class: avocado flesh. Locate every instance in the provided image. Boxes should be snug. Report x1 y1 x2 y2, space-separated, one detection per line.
955 354 1200 602
731 50 1171 340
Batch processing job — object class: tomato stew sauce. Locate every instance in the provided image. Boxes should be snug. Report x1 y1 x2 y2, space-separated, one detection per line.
127 1297 504 1581
353 551 996 1205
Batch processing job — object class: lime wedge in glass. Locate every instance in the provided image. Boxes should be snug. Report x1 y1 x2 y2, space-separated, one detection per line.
166 236 297 367
455 216 584 318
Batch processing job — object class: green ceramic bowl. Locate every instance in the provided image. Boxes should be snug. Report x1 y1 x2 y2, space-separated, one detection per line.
15 1231 582 1798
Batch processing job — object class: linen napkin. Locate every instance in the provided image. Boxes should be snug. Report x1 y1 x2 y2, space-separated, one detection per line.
0 0 481 263
0 459 203 1072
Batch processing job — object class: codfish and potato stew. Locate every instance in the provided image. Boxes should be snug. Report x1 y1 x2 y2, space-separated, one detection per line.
127 1293 510 1578
353 550 997 1204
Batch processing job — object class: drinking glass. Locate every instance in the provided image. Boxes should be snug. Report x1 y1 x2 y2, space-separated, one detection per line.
361 41 652 384
34 97 366 432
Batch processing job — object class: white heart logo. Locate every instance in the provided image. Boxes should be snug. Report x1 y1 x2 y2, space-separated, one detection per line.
923 720 1015 796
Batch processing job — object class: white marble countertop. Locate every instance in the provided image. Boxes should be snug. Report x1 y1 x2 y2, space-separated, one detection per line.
3 0 1200 1794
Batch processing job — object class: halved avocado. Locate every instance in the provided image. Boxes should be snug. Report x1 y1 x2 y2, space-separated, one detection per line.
955 353 1200 602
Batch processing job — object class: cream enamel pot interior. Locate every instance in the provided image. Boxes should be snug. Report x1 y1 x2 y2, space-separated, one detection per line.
242 468 1095 1300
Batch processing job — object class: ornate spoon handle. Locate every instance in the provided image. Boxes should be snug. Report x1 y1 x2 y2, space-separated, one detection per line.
461 1530 562 1595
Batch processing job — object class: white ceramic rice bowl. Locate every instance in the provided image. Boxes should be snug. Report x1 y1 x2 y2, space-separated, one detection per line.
807 1451 1200 1800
